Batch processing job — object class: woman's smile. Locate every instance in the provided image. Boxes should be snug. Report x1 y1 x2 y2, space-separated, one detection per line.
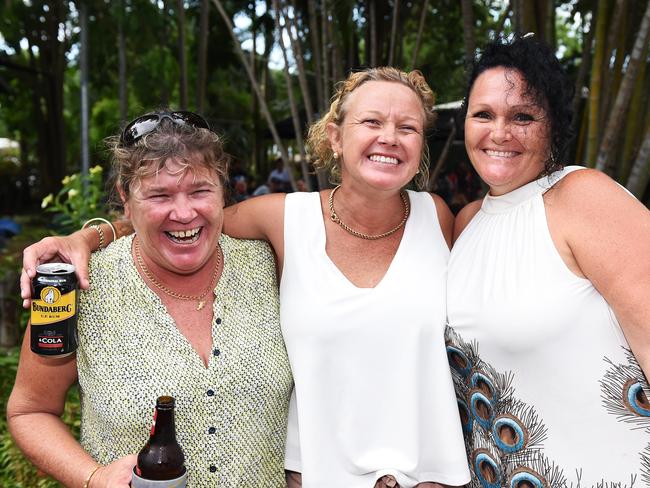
165 226 203 244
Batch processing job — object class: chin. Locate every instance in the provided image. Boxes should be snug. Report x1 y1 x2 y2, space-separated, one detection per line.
362 172 414 191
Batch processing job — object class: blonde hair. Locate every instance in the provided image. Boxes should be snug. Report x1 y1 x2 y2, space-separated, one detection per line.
307 67 436 189
106 118 230 208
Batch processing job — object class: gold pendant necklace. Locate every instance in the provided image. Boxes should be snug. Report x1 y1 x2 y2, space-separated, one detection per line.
134 237 221 311
328 185 410 240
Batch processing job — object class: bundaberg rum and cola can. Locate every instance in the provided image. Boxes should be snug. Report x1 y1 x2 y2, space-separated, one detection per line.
30 263 79 356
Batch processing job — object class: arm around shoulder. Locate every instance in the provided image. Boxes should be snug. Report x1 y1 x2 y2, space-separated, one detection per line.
223 193 286 249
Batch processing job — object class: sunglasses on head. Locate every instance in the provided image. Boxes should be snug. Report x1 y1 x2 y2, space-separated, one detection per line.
120 111 211 146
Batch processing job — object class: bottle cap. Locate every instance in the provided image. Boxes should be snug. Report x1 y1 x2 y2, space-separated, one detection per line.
156 396 175 409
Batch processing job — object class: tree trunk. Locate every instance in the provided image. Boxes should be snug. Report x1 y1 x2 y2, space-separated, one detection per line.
307 0 324 112
286 0 314 125
0 270 20 347
369 0 378 66
387 0 400 66
596 0 650 171
211 0 295 190
600 0 627 134
250 2 260 175
29 0 68 193
176 0 188 110
543 0 555 47
159 1 172 106
118 0 128 122
586 0 609 167
619 54 648 182
328 8 341 90
571 20 594 137
272 0 311 189
410 0 429 69
196 0 209 113
619 32 650 181
626 124 650 197
321 0 331 99
460 0 475 71
427 121 457 192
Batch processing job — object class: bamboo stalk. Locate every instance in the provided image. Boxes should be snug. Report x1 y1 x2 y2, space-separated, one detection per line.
410 0 429 69
211 0 296 190
272 0 311 190
596 0 650 171
586 0 609 167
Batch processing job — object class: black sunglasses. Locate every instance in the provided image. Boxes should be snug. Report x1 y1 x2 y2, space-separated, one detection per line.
120 111 211 146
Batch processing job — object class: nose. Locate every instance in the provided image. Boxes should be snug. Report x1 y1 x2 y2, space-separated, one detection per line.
490 119 513 144
378 124 398 146
170 194 197 222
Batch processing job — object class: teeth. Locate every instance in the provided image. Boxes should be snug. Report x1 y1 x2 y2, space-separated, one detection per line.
168 227 200 238
369 154 399 165
485 150 518 158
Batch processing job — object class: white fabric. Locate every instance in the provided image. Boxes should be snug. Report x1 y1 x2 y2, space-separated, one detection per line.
447 166 650 486
281 191 470 488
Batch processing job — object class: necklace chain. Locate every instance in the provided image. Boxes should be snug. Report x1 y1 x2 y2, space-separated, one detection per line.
328 185 410 240
134 236 221 311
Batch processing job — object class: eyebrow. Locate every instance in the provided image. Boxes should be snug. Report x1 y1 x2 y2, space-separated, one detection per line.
469 102 540 111
357 110 424 123
143 179 215 194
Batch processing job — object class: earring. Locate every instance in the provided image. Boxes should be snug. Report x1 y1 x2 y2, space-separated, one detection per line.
333 152 338 159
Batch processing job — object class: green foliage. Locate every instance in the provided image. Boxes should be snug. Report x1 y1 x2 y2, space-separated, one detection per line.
41 166 110 234
0 347 80 488
0 215 82 487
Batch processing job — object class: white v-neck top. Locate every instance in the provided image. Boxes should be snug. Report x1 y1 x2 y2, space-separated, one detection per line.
281 191 470 488
447 167 650 485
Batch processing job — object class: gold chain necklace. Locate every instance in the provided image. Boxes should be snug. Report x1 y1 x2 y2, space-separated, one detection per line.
134 236 221 311
328 185 410 240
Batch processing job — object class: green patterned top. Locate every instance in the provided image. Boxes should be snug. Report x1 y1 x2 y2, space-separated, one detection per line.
77 234 292 487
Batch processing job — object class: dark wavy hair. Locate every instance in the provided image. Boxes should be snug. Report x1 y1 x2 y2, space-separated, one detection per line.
461 35 575 174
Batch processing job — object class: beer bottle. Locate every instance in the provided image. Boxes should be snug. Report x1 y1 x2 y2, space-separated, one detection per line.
132 396 187 487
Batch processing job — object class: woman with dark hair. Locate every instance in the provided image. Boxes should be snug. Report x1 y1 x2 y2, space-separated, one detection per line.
446 35 650 485
8 112 292 487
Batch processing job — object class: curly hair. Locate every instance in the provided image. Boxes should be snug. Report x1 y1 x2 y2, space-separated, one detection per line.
106 113 230 209
461 35 575 174
307 67 437 190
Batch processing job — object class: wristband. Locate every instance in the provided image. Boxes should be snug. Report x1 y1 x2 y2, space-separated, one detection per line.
90 225 105 250
83 464 102 488
82 218 117 245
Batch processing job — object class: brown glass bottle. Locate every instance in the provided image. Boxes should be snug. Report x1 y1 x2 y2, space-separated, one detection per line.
135 396 185 481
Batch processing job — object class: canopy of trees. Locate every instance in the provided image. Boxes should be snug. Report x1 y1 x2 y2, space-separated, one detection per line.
0 0 649 207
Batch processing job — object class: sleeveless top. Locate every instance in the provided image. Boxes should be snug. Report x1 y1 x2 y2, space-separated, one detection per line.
447 166 650 487
281 191 470 488
77 234 293 487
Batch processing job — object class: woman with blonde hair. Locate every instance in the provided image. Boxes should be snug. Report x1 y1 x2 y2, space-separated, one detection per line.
20 68 470 487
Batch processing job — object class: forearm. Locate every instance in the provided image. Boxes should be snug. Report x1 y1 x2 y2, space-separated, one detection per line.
8 412 99 488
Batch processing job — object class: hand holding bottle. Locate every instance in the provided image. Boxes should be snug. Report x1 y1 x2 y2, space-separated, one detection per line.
132 396 187 487
86 455 137 488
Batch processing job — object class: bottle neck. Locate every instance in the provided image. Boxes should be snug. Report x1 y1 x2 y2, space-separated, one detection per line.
150 407 176 442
